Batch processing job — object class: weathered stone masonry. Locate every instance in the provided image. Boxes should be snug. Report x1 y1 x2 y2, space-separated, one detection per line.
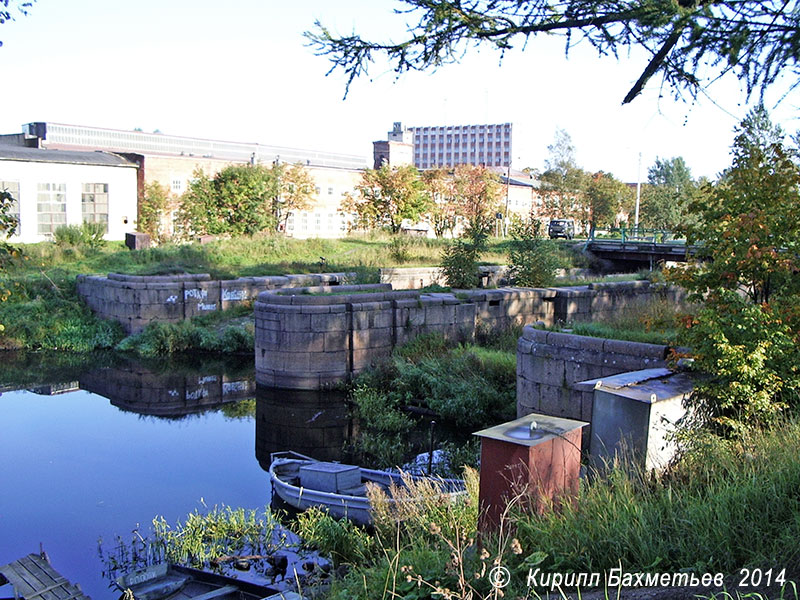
254 281 683 390
76 271 352 333
516 325 674 444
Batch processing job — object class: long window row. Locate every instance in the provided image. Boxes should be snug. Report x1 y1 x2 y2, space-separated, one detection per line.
1 181 109 237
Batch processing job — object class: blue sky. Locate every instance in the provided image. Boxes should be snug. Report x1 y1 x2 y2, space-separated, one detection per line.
1 0 797 182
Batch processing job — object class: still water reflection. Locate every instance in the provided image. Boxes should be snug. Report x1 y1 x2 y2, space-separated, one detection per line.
0 353 353 600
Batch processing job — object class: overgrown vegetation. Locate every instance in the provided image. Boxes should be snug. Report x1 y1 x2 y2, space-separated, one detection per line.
506 219 559 287
350 327 520 470
101 504 290 578
555 294 686 346
0 232 515 352
116 305 255 357
671 105 800 438
299 422 800 599
441 218 491 288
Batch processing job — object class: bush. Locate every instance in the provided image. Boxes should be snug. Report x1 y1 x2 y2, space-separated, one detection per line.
388 236 412 263
679 291 800 437
440 218 490 289
54 223 106 248
507 219 559 287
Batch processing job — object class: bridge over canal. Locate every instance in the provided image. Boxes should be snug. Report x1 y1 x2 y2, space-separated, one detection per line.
583 229 699 270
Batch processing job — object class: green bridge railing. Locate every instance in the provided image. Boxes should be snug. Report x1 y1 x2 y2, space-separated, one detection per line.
586 227 686 244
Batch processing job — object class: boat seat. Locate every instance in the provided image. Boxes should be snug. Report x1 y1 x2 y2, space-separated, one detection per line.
190 584 238 600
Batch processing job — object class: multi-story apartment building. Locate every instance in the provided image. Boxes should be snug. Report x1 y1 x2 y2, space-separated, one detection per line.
407 122 512 169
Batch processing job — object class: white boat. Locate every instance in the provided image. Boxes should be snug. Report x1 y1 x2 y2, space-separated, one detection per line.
268 451 466 526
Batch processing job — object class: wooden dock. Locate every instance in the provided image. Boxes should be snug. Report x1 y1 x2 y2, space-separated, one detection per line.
0 553 90 600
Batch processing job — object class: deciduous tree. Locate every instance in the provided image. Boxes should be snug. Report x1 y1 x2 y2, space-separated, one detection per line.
178 164 279 237
275 163 315 232
540 129 589 224
307 1 800 104
451 164 502 228
421 168 459 237
672 105 800 436
640 156 697 230
345 164 429 234
585 171 632 229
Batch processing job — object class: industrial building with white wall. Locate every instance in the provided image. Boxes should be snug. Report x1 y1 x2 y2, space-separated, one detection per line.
0 146 139 243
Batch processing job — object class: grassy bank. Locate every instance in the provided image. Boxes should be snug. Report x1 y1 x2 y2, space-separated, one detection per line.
0 233 584 353
348 325 522 471
302 421 800 599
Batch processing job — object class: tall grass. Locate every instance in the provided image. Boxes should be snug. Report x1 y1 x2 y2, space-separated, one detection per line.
514 421 800 576
563 295 689 346
315 423 800 599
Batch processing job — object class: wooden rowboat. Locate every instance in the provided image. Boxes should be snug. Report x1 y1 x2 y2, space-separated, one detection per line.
268 451 466 526
115 563 301 600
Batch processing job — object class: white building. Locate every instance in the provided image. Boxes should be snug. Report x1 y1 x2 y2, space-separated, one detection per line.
408 122 512 169
0 146 139 243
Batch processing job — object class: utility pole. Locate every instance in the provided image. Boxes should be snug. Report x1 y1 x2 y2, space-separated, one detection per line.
634 151 642 234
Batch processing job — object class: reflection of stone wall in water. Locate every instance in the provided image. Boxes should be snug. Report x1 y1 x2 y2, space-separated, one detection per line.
79 365 255 418
255 388 355 467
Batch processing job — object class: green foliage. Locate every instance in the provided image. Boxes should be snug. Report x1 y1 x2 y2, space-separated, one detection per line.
507 219 558 287
540 129 590 223
680 292 800 437
441 217 490 289
115 316 254 357
679 106 800 305
347 164 431 234
670 106 800 437
150 505 285 566
293 507 375 567
640 156 697 230
307 1 800 105
387 235 412 263
586 170 633 228
357 343 516 430
275 162 315 231
0 274 124 351
513 421 800 579
138 181 170 241
54 223 106 248
178 164 279 237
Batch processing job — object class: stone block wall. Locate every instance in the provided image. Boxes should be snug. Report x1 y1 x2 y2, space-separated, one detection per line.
379 265 509 289
516 325 673 440
552 280 686 323
254 281 686 390
254 284 477 389
76 271 353 333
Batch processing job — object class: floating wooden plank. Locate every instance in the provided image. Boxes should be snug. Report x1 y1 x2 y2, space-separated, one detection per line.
0 555 90 600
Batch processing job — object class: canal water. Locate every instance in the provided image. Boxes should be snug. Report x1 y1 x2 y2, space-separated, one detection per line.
0 352 353 600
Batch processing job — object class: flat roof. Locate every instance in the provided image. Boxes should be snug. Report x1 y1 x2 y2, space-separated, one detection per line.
0 146 137 167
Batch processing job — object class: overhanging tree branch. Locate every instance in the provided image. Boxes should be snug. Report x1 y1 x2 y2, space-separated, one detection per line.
306 0 800 104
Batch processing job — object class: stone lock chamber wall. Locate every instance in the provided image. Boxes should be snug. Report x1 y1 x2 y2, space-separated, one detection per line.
254 281 683 390
76 271 352 333
516 325 675 442
254 284 477 389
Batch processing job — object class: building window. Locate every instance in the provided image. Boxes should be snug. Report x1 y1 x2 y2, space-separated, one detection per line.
171 179 183 193
328 187 334 195
1 180 20 234
82 183 109 232
37 182 67 236
315 186 321 195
